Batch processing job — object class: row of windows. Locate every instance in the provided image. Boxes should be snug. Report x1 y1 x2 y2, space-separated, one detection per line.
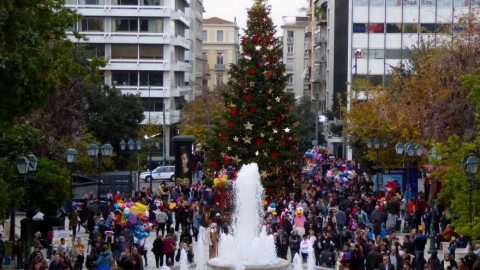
66 0 163 5
353 0 478 7
111 44 163 59
79 17 164 32
112 71 163 86
353 49 413 59
353 23 455 33
202 30 224 42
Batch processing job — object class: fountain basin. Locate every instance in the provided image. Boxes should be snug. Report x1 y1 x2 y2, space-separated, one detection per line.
207 258 290 270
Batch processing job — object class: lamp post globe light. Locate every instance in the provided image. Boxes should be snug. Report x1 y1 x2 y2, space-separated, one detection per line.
87 143 113 199
119 139 142 192
366 138 388 191
395 141 424 233
462 155 479 248
16 153 37 270
65 148 77 213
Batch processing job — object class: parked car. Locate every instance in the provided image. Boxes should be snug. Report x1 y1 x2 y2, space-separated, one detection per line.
140 166 175 182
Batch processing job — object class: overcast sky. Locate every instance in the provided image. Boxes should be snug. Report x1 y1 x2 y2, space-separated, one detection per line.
203 0 307 35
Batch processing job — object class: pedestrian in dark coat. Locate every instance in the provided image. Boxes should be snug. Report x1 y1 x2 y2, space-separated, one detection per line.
152 235 164 268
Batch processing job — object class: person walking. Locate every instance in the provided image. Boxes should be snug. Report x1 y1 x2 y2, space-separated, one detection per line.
152 234 164 268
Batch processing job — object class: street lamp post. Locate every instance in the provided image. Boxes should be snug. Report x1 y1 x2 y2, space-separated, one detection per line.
366 138 388 191
395 142 424 233
462 155 478 248
16 154 37 270
65 148 77 213
427 148 440 254
87 143 113 199
120 139 142 192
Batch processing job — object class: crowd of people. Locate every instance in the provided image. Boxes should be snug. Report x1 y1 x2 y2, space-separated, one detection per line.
2 157 480 270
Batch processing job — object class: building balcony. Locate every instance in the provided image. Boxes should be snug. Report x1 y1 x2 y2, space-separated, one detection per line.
172 61 191 72
171 9 190 25
287 37 294 43
105 58 170 71
215 64 225 70
287 52 294 58
315 33 327 44
65 1 170 17
141 110 182 125
314 54 326 63
173 35 190 49
118 85 190 99
70 31 171 44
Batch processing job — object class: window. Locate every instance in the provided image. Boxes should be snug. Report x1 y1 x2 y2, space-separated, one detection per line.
82 44 105 57
112 0 138 5
111 44 138 58
113 18 138 32
288 76 294 84
287 46 294 53
79 0 104 4
143 98 163 112
385 49 402 59
353 0 368 6
403 23 418 33
140 18 163 32
287 31 294 38
286 61 294 70
371 0 385 6
140 44 163 59
174 47 185 62
202 30 208 41
369 23 384 33
353 23 368 33
420 23 436 33
437 0 451 6
80 17 104 31
454 0 468 7
141 0 162 5
174 72 185 87
202 51 208 60
140 71 163 86
175 0 187 12
112 71 138 86
216 74 223 90
175 21 185 37
216 52 224 65
216 30 224 42
386 23 402 33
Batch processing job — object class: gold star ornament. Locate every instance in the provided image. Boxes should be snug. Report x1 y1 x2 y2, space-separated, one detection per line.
244 121 254 130
233 136 239 142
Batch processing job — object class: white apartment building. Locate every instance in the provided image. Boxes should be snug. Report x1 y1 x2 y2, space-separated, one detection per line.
281 17 308 98
345 0 477 159
65 0 203 160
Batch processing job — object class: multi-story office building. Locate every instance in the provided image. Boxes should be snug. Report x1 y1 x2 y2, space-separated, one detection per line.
190 0 204 97
281 16 308 98
345 0 477 159
202 17 239 91
65 0 203 161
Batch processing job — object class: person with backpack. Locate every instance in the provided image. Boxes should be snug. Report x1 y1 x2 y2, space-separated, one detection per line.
356 208 369 230
339 244 352 270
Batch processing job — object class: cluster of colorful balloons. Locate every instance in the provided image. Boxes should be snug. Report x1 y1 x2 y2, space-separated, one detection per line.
326 164 357 186
213 166 237 190
113 201 152 243
303 145 328 173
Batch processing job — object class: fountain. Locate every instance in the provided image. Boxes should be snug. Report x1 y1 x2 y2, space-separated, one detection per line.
207 163 289 270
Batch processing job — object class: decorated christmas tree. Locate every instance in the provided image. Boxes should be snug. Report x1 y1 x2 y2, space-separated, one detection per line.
206 0 300 198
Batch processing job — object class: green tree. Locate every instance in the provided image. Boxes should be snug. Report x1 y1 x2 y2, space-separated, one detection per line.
178 89 226 146
0 0 81 130
206 0 300 197
83 85 145 168
290 96 323 152
30 158 71 214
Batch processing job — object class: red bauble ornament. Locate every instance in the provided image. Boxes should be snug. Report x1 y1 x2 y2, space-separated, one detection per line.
250 68 256 75
247 10 251 15
271 153 278 159
220 133 226 141
276 179 284 183
255 138 263 146
276 56 281 62
268 70 273 76
224 155 231 162
250 107 256 112
269 33 274 38
267 58 273 64
242 110 247 116
265 38 271 44
262 97 267 102
283 69 287 73
230 109 237 116
228 121 234 128
286 105 291 111
230 67 233 72
262 14 267 20
276 116 282 122
245 94 253 101
258 62 264 68
284 136 290 141
246 52 250 57
242 39 246 45
211 160 217 167
253 36 260 42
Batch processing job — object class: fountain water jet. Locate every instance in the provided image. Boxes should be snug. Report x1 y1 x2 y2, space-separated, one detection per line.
207 163 289 270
